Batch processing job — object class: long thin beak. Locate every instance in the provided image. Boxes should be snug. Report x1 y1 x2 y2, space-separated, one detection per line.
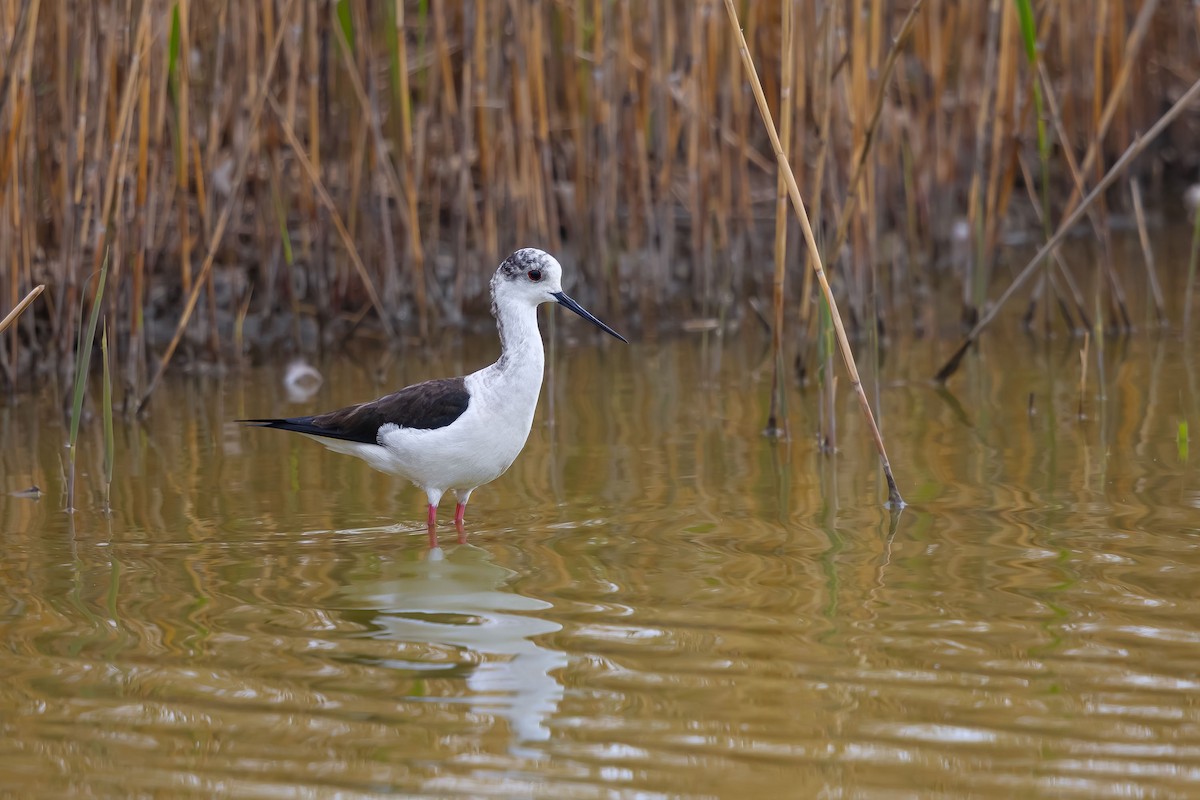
552 291 628 343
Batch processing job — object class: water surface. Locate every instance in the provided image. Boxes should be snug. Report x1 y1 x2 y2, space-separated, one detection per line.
3 286 1200 797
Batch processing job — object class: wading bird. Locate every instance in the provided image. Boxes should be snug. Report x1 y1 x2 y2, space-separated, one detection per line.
242 248 626 547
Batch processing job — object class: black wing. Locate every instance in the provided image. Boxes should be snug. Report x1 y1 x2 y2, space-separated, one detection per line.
240 377 470 444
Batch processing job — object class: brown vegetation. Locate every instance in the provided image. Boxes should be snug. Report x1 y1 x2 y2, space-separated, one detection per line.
1 1 1198 402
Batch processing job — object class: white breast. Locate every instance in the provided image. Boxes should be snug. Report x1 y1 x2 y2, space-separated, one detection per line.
361 357 543 496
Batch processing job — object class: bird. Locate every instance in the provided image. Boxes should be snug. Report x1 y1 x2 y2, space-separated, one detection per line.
241 248 627 547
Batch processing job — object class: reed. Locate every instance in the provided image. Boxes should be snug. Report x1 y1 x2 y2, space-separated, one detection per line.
1185 196 1200 329
101 321 114 513
764 0 793 441
67 255 108 513
1129 179 1166 326
0 1 1194 401
723 0 904 509
936 74 1200 383
0 284 43 335
1078 331 1090 421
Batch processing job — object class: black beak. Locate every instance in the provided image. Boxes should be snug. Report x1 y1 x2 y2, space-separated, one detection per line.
552 291 628 343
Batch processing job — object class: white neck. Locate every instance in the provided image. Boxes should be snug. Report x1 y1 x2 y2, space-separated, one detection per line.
465 299 546 436
493 300 545 377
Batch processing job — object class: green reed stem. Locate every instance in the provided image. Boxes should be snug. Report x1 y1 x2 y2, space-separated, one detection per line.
67 252 109 513
1015 0 1050 234
101 321 114 512
335 0 355 50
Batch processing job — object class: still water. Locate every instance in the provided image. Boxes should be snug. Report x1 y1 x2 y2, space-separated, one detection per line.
3 300 1200 796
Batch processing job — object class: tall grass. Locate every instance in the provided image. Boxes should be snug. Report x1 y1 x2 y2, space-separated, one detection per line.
722 0 905 507
67 255 109 513
101 321 115 512
0 1 1195 400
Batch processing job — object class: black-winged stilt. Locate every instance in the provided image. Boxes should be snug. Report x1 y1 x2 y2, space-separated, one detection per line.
241 248 626 547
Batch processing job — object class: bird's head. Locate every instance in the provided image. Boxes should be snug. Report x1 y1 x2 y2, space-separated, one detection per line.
490 248 627 342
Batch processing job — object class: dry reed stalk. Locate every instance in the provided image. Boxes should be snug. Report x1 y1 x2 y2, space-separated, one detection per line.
53 5 90 367
824 0 925 272
980 0 1019 269
1086 2 1129 333
1187 194 1200 329
963 0 1001 324
732 3 754 250
799 3 837 327
49 0 70 349
1 0 39 380
1016 154 1090 332
85 2 150 349
849 0 868 322
0 3 37 203
473 0 497 262
0 0 36 121
4 1 1199 390
265 148 298 342
192 134 220 357
1078 330 1090 420
206 0 231 190
651 1 676 303
935 74 1200 383
531 4 559 250
345 85 367 249
569 2 590 254
686 4 705 308
138 0 299 413
0 283 43 336
1070 0 1160 223
723 0 904 509
130 28 150 396
9 168 24 379
428 0 466 276
304 0 320 233
629 15 656 263
702 1 723 307
594 0 618 284
1033 59 1102 328
1129 178 1166 327
174 0 193 299
511 3 539 244
391 0 427 331
268 93 395 331
449 2 474 307
765 0 794 440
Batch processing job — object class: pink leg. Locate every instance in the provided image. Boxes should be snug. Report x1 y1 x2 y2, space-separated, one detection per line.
454 502 467 544
426 503 438 548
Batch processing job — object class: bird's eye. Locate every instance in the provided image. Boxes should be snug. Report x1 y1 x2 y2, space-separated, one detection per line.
528 269 543 282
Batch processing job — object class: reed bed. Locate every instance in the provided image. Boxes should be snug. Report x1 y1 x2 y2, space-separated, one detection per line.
0 0 1197 403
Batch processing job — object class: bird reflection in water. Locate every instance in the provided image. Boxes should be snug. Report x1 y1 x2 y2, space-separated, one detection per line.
336 544 565 755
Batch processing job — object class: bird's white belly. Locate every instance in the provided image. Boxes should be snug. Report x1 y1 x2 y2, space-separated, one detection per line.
307 354 544 500
310 397 536 496
379 408 532 491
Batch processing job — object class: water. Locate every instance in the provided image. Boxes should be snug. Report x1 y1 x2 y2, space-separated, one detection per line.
4 292 1200 797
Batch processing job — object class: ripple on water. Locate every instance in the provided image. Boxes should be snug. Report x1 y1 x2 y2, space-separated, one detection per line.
5 324 1200 797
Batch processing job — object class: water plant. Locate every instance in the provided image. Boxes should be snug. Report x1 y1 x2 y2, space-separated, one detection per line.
0 1 1192 412
67 255 108 513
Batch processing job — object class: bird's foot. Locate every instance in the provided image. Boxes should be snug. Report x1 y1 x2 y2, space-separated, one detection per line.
426 503 438 548
454 502 467 544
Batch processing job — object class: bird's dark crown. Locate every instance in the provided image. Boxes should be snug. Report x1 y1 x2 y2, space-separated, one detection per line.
497 248 545 279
